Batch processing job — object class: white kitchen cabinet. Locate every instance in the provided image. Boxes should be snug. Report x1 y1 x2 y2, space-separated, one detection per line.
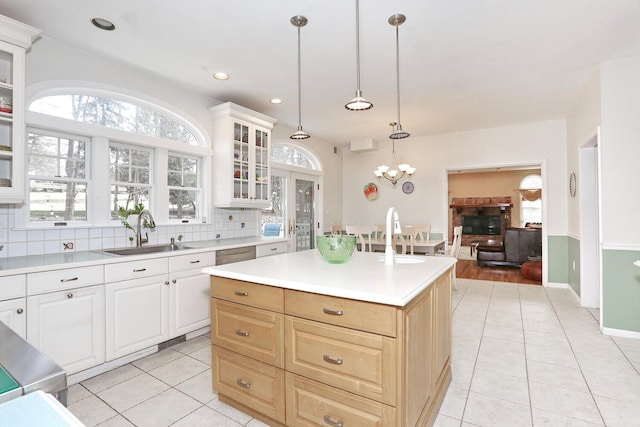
105 251 214 361
105 275 169 361
26 285 105 374
210 102 277 208
0 297 26 338
168 251 215 337
256 241 288 258
0 16 39 203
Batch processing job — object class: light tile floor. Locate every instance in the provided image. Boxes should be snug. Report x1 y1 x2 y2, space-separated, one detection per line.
67 279 640 426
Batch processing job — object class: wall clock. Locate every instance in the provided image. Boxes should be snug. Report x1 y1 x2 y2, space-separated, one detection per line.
401 181 414 194
569 172 576 198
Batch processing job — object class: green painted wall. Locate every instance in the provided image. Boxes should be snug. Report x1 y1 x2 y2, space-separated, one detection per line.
602 249 640 332
568 236 581 296
548 235 569 284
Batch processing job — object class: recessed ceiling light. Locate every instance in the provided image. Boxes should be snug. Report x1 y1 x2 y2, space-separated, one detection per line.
213 72 229 80
270 98 282 104
91 17 115 31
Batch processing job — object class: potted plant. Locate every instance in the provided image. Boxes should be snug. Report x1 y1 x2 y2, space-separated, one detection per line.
118 203 152 243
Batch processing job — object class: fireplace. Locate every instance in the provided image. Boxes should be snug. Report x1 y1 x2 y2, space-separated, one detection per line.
462 215 500 235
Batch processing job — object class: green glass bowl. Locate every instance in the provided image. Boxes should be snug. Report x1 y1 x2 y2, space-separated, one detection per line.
316 235 357 264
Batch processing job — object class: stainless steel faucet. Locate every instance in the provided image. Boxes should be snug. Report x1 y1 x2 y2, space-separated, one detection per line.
136 210 156 247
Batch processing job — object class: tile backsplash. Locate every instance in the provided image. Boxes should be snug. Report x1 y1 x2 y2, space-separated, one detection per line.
0 206 260 258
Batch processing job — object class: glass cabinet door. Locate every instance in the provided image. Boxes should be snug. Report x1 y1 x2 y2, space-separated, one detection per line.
233 122 249 201
254 128 269 202
0 42 15 191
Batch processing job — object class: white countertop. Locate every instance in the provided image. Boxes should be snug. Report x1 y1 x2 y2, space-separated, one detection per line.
203 250 456 307
0 391 84 427
0 236 287 276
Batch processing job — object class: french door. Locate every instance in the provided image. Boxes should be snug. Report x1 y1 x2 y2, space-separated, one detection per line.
265 169 318 251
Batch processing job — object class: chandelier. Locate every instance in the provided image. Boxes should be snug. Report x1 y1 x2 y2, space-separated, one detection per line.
374 122 416 186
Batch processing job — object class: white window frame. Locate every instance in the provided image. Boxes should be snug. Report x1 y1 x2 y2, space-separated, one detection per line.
17 85 212 230
24 128 92 226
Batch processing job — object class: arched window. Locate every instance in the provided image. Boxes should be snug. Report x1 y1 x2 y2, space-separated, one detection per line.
519 174 542 227
29 93 200 145
271 141 320 170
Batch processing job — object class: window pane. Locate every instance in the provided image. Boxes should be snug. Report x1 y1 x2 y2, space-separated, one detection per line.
29 157 59 177
28 134 58 156
110 185 150 220
168 171 181 186
131 150 150 167
183 173 197 188
59 159 86 179
29 94 199 145
169 189 198 219
29 180 87 222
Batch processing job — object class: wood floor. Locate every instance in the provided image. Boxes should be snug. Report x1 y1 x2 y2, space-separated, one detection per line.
456 259 541 285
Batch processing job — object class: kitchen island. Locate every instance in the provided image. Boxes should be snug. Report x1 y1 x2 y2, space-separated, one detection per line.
203 250 456 426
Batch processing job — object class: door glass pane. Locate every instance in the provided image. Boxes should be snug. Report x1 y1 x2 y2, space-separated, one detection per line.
261 174 286 237
295 178 314 251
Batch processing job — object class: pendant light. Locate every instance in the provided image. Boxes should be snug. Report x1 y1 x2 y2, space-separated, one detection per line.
345 0 373 111
389 14 409 139
290 15 310 140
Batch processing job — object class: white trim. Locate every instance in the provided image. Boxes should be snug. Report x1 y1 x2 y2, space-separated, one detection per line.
546 281 569 289
566 283 580 303
602 327 640 339
25 81 211 148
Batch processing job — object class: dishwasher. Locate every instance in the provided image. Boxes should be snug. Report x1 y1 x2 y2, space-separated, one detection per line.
216 245 256 265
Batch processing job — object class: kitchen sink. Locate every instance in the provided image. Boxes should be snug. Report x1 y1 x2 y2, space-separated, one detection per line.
101 244 194 256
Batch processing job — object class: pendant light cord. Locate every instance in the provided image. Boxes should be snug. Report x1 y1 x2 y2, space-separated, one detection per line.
394 23 401 128
355 0 362 93
297 24 302 128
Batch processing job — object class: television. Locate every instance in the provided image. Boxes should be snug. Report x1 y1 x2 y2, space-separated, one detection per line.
461 215 500 235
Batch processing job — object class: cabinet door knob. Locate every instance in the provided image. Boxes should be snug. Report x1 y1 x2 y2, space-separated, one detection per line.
233 290 248 297
171 279 177 284
322 354 343 365
235 328 250 337
164 281 170 285
236 378 251 389
323 415 344 427
16 308 23 314
67 293 74 299
322 308 344 316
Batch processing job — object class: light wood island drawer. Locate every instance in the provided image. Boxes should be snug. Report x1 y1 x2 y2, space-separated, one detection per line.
285 316 397 405
286 372 396 427
285 289 397 337
213 346 285 424
211 277 283 312
212 299 284 367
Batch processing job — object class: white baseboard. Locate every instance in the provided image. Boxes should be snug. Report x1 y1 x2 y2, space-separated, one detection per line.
602 327 640 340
545 281 568 289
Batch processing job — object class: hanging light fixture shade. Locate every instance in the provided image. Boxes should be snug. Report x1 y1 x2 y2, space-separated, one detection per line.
389 13 409 139
345 0 373 111
290 15 310 140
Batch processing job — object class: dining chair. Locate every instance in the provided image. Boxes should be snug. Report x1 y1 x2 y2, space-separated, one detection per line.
408 224 431 255
331 224 344 235
345 225 373 252
435 225 463 289
374 224 408 255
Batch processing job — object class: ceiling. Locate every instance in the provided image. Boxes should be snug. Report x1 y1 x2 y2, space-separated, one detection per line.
2 0 640 144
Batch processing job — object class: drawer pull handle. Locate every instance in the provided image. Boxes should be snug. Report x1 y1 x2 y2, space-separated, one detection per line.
270 247 277 251
234 290 248 296
322 354 343 365
133 268 147 272
323 415 343 427
189 260 200 264
236 379 251 389
235 329 250 337
323 308 344 316
60 277 78 282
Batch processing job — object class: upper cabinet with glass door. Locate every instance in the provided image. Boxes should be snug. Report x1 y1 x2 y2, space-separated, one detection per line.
210 102 277 208
0 15 40 203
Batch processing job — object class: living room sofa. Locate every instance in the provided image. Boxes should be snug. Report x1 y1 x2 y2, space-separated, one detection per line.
477 227 542 267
